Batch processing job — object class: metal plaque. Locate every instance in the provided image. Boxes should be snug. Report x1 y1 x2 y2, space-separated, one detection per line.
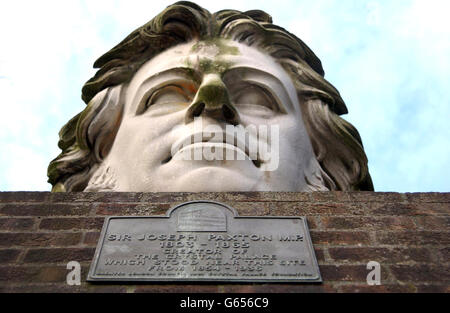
87 201 322 282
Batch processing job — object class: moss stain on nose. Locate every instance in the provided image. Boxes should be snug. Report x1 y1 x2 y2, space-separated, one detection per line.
195 76 231 110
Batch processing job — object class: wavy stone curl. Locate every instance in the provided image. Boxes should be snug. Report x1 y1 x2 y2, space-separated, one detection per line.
48 1 373 192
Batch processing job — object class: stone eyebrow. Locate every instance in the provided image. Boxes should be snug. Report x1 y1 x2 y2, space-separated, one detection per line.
223 66 281 81
139 67 202 86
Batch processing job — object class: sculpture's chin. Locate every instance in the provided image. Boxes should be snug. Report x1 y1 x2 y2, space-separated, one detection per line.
85 156 265 192
167 166 261 192
84 161 325 192
85 151 329 192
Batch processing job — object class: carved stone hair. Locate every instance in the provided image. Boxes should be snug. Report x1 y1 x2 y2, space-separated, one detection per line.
48 1 373 192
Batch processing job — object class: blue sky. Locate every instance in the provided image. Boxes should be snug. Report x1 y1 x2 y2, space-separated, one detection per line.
0 0 449 192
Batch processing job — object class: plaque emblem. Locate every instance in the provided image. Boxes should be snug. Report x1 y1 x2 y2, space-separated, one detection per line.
177 206 227 232
88 201 322 282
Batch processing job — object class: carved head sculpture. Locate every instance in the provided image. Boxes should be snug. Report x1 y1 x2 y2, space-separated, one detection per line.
48 1 373 192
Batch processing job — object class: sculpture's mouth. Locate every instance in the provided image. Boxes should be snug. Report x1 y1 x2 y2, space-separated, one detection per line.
162 130 262 168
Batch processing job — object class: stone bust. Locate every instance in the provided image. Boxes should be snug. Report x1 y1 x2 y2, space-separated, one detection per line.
48 1 373 192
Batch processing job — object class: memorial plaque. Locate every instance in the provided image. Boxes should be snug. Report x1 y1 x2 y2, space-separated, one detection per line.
88 201 322 282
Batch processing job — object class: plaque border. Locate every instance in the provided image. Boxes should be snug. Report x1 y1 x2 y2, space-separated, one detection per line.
87 200 322 283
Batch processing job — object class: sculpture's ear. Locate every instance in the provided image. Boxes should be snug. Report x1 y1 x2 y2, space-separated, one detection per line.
78 85 124 162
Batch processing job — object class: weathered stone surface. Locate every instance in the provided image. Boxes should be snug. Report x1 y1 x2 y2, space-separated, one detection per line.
47 2 373 193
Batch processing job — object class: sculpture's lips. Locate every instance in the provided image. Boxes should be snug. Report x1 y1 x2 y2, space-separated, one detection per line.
168 130 261 167
175 142 249 161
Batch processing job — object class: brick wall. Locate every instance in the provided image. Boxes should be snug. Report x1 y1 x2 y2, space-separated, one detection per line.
0 192 448 293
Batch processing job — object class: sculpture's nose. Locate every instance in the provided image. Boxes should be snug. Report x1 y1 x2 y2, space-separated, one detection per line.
185 74 240 125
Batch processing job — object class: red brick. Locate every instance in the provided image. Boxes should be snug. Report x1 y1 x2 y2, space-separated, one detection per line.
340 284 416 293
416 285 450 293
413 202 450 215
38 217 105 231
140 192 313 203
329 247 432 263
81 285 130 293
348 192 405 202
140 192 236 203
369 201 450 216
314 247 325 262
83 232 101 245
220 284 337 293
390 265 450 282
225 202 271 216
198 192 271 202
0 192 50 203
305 217 318 229
0 265 67 283
321 216 415 230
372 201 449 216
1 284 128 293
0 191 448 294
0 218 35 230
0 249 21 263
270 203 349 216
94 202 136 215
309 192 350 203
437 247 449 262
405 193 450 203
369 203 422 216
376 231 450 245
226 191 312 202
320 265 369 282
23 248 95 263
134 285 219 293
140 192 194 203
0 232 82 247
0 204 91 216
94 203 172 215
50 192 143 203
414 216 450 230
258 192 312 202
310 231 372 245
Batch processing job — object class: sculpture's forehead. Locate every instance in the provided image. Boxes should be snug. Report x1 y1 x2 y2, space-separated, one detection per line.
189 39 240 57
133 39 287 79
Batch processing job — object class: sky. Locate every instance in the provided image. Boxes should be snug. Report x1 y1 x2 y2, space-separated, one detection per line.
0 0 449 192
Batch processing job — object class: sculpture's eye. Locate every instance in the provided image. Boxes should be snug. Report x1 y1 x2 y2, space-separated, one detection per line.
232 85 278 115
141 84 195 116
146 85 192 108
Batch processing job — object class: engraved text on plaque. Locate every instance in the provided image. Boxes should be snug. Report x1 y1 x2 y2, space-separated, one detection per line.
88 201 321 282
